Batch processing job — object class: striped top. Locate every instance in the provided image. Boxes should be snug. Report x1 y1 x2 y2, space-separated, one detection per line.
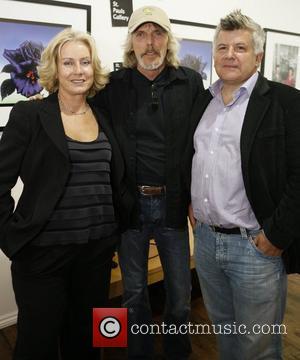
33 131 118 246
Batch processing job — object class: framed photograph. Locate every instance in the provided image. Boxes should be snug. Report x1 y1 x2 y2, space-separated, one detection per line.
0 0 91 127
262 28 300 89
0 19 68 106
171 20 217 89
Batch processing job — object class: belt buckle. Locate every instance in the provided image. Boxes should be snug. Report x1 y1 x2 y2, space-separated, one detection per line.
140 185 149 195
138 185 164 196
139 185 152 195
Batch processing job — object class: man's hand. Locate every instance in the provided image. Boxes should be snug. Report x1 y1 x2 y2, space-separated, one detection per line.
188 204 196 229
28 93 43 101
253 231 283 256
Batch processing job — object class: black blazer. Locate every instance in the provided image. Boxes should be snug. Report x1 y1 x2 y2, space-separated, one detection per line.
0 92 133 259
187 73 300 273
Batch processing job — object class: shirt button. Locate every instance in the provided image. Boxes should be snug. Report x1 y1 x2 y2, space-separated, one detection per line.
205 174 209 178
215 128 219 132
204 198 208 203
210 150 214 155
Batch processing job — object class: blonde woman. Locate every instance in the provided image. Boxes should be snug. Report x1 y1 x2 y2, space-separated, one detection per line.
0 28 130 360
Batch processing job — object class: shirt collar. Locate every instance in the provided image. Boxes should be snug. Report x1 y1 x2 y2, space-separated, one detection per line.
209 71 259 99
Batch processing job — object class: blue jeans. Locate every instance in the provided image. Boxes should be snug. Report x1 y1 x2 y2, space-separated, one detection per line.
118 193 192 359
193 222 287 360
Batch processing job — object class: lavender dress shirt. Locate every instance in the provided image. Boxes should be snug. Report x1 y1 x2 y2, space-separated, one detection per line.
191 72 260 230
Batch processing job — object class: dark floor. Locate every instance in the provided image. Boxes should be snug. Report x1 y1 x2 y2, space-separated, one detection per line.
101 270 214 359
0 270 217 360
1 272 300 360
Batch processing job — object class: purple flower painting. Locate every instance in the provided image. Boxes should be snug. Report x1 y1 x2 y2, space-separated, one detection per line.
0 19 67 105
1 40 44 99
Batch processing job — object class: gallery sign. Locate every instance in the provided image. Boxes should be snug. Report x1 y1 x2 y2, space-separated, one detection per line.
110 0 132 27
113 62 123 71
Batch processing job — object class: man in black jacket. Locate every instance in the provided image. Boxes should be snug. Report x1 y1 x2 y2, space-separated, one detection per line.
189 10 300 360
95 5 204 360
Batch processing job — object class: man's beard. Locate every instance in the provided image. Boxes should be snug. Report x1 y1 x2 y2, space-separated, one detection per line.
136 49 166 71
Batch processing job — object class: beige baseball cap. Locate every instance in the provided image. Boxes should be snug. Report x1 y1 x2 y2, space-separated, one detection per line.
128 6 171 33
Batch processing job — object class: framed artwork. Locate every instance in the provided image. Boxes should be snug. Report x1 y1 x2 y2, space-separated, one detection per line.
0 0 91 127
171 20 216 89
261 28 300 89
0 19 68 106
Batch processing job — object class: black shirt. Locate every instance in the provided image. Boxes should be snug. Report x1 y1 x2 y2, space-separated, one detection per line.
132 67 169 186
32 131 117 246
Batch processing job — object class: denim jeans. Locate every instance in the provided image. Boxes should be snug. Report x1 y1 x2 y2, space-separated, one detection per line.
118 193 192 360
193 222 287 360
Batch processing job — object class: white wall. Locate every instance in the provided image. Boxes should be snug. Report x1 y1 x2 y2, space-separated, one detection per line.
64 0 300 72
0 180 23 328
0 0 299 328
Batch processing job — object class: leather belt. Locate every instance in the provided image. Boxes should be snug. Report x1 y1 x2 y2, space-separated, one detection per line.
209 226 241 235
138 185 166 196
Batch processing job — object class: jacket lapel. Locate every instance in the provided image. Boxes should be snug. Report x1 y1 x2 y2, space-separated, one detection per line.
240 74 271 199
39 92 69 159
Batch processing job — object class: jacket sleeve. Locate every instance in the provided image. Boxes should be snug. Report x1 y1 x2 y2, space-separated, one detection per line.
0 102 31 250
194 71 205 95
263 91 300 250
182 70 206 203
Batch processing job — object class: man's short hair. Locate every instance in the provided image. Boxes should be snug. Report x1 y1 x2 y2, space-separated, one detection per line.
213 10 266 54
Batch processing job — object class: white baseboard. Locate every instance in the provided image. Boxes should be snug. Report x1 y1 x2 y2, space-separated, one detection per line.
0 310 17 329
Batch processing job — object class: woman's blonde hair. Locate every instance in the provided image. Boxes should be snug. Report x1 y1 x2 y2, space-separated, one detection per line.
123 26 180 69
38 28 109 97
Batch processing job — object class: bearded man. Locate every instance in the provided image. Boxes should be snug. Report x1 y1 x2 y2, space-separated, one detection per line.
94 5 204 360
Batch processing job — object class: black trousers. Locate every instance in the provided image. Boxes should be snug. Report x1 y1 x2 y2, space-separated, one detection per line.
11 241 115 360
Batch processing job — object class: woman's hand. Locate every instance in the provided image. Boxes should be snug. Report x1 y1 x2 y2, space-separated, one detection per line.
28 93 44 101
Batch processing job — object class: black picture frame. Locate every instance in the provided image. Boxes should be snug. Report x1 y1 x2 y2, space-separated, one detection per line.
10 0 91 32
170 19 216 89
0 0 91 128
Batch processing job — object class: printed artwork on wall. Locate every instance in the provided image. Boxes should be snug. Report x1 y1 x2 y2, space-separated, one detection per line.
262 28 300 89
171 20 216 89
0 0 91 128
271 44 298 87
179 38 212 87
0 19 68 105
